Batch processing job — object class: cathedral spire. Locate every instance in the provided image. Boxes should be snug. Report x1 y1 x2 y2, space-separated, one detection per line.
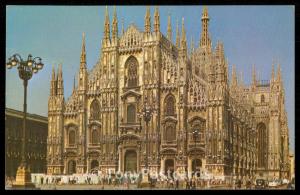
73 74 76 93
277 63 282 83
191 36 195 54
240 71 244 87
121 18 125 35
104 6 110 41
181 17 187 49
57 64 64 96
252 64 257 86
271 61 275 82
50 64 56 96
52 64 56 82
80 32 87 69
231 64 237 86
144 6 151 34
167 13 172 41
219 41 224 62
200 6 211 48
154 6 160 33
112 6 118 40
58 63 63 81
175 19 180 48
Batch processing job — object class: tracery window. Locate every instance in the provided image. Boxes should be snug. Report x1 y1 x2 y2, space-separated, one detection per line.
164 94 176 116
127 104 136 123
191 118 206 142
126 56 139 88
90 99 100 120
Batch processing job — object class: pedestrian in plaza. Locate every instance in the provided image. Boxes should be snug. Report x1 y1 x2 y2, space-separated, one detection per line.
175 178 179 190
185 178 190 189
192 178 196 190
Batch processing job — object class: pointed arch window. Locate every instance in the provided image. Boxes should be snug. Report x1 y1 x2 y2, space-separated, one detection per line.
90 99 100 120
164 94 176 116
191 118 206 142
126 56 139 88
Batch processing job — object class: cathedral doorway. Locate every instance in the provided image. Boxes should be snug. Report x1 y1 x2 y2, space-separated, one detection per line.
91 160 99 170
124 150 137 173
192 159 202 177
165 159 175 177
67 160 76 174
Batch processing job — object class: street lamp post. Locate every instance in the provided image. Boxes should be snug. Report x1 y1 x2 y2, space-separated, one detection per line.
6 53 44 189
138 99 153 187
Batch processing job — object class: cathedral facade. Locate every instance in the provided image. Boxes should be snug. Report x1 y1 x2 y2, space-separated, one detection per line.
47 7 290 180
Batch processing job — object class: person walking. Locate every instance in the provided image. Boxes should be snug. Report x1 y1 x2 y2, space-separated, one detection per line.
175 178 179 190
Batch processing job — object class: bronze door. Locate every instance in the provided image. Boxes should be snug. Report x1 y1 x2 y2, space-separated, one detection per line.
165 159 175 175
192 159 202 177
124 150 137 172
68 160 76 174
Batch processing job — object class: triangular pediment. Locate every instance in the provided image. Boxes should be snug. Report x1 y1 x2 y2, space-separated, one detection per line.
121 89 142 100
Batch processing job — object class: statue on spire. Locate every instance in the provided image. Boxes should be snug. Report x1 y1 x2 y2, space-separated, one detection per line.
167 13 172 41
80 32 87 69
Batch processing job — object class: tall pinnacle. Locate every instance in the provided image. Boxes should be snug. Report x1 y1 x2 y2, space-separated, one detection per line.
271 61 275 82
252 64 257 86
112 6 118 39
167 13 172 41
121 18 125 35
58 63 63 80
181 17 187 49
144 6 151 33
175 19 180 48
200 6 211 48
73 75 76 93
104 6 110 40
51 64 56 96
277 63 281 83
231 64 237 86
191 36 195 54
154 6 160 33
80 32 87 68
52 64 56 81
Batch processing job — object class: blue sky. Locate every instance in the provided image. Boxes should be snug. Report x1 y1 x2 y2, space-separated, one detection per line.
6 6 294 153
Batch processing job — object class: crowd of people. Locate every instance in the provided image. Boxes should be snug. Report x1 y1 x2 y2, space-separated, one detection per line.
6 171 266 190
5 176 15 188
29 171 230 190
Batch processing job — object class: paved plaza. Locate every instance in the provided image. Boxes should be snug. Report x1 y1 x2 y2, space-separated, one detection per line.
6 183 289 190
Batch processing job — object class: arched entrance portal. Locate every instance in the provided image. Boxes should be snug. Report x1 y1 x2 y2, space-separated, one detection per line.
124 150 137 172
192 159 202 177
67 160 76 174
91 160 99 170
165 159 175 177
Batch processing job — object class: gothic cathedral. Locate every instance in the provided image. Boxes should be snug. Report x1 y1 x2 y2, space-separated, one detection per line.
47 7 290 180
